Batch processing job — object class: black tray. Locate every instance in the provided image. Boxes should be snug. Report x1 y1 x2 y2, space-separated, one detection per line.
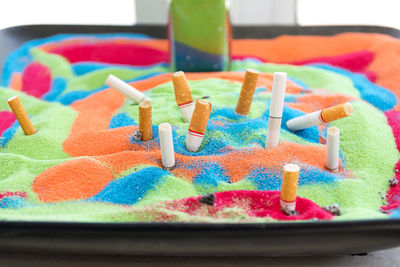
0 24 399 256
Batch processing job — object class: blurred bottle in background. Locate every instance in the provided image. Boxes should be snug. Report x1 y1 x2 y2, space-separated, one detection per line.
169 0 231 72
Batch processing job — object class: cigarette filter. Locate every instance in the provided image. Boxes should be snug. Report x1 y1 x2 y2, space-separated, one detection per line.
105 74 150 104
287 102 353 131
139 100 153 141
321 102 353 123
172 71 194 123
7 96 36 135
326 126 340 172
266 72 287 149
159 123 175 169
235 69 260 116
280 164 300 214
186 99 212 152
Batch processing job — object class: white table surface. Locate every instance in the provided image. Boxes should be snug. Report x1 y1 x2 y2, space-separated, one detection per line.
0 247 398 266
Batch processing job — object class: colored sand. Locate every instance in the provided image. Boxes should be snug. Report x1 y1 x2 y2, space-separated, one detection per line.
0 33 399 222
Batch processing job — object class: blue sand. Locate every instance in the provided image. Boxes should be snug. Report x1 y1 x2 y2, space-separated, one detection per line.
0 196 28 209
193 162 230 186
1 121 20 148
72 62 168 75
248 165 338 191
90 167 169 205
313 64 397 111
43 77 67 101
391 208 400 218
109 113 137 129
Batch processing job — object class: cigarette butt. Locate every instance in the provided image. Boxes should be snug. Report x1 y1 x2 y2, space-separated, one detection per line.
286 102 353 132
280 164 300 214
186 99 212 152
172 71 194 123
105 74 150 103
266 72 287 149
326 127 340 172
235 69 259 116
159 123 175 169
321 103 353 123
139 100 152 141
7 96 36 135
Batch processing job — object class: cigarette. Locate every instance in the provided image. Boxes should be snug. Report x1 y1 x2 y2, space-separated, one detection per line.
139 100 153 141
235 69 259 116
326 126 340 172
186 99 212 152
7 96 36 135
286 102 353 131
159 123 175 169
266 72 287 149
105 74 150 104
172 71 194 123
280 163 300 214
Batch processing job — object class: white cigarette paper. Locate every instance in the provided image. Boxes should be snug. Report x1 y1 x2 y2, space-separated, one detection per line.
159 123 175 169
266 72 287 149
286 111 323 132
105 74 150 103
179 102 195 123
326 126 340 171
186 130 204 153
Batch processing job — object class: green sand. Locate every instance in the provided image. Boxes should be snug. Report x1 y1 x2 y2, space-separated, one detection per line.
0 58 397 221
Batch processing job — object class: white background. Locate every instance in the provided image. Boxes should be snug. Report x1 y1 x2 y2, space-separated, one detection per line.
0 0 400 29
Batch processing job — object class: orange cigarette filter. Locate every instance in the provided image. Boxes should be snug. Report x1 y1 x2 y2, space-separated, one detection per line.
235 69 259 115
7 96 36 135
189 99 212 134
139 100 153 141
321 102 353 123
280 164 300 203
172 71 193 105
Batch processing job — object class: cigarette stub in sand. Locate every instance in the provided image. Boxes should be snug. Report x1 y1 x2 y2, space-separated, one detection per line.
7 96 36 135
280 164 300 215
159 123 175 169
186 99 212 152
139 100 153 141
172 71 195 123
266 72 287 149
105 74 150 104
326 126 340 172
286 102 353 131
235 69 259 116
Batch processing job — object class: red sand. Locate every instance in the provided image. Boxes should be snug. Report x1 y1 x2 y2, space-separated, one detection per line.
21 63 51 98
0 111 16 136
382 110 400 212
141 190 333 221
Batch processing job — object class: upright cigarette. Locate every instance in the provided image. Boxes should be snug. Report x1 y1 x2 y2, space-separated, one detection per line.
186 99 212 152
172 71 194 123
266 72 287 149
235 69 259 116
7 96 36 135
286 103 353 132
159 123 175 169
326 127 340 172
280 164 300 214
139 100 152 141
105 74 150 104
